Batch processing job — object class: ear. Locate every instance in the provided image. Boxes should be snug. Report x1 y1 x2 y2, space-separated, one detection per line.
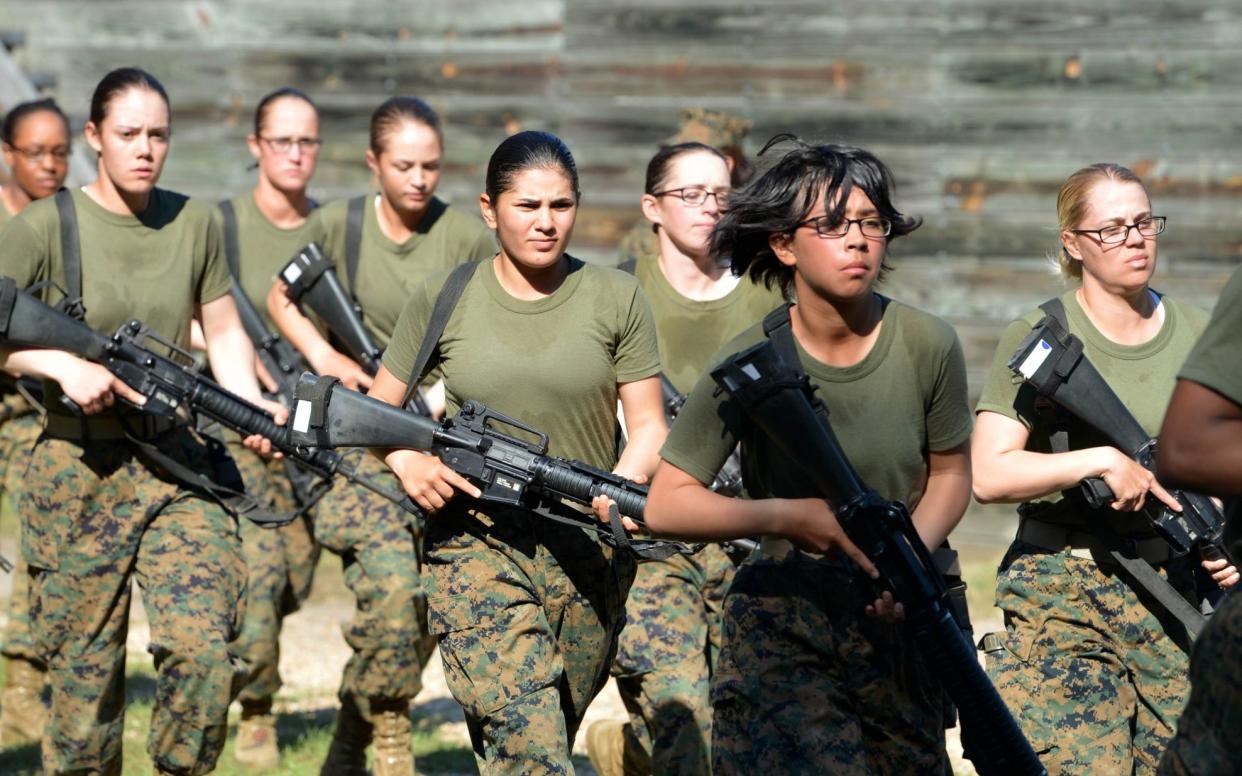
479 193 497 229
246 133 262 161
84 121 103 155
1 143 13 170
768 231 798 268
1060 230 1083 261
364 148 380 177
639 193 663 229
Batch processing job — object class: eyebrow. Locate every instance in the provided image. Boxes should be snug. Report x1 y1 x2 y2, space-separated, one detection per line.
1097 210 1152 225
114 125 171 133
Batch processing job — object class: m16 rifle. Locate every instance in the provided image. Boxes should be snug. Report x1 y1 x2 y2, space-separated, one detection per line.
288 373 686 560
0 277 416 526
711 338 1045 776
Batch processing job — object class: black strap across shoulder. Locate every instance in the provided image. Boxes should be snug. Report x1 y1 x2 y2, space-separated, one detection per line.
218 199 241 280
761 303 802 374
54 188 84 316
617 257 637 276
399 260 482 408
344 195 366 300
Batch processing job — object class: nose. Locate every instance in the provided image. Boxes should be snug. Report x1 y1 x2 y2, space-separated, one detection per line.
410 166 425 189
535 206 555 232
288 142 303 162
135 133 153 159
1124 223 1146 247
701 192 720 216
843 220 868 248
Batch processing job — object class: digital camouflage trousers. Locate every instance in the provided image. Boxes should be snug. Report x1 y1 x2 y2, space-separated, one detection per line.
424 508 636 775
611 541 734 776
21 432 247 776
711 556 951 776
986 542 1193 776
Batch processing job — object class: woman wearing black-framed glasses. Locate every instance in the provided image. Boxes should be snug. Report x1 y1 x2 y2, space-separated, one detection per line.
972 163 1237 774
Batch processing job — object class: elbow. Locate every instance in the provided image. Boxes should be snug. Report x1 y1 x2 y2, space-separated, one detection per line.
970 470 1006 504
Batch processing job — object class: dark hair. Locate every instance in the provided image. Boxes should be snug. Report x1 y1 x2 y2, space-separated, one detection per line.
2 98 69 146
712 134 921 298
89 67 169 127
644 142 728 195
254 87 317 135
484 130 580 203
369 96 440 154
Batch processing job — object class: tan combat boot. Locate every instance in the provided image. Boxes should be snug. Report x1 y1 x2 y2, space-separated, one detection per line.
0 656 47 746
371 699 415 776
234 698 280 769
320 695 372 776
586 719 651 776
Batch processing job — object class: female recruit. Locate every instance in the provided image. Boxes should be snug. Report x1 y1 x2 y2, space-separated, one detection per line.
0 97 71 746
589 141 782 776
972 163 1237 775
645 138 973 775
267 96 494 776
0 67 281 776
215 86 323 769
368 131 666 774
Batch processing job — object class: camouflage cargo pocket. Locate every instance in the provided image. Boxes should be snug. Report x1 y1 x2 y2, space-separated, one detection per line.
19 437 91 571
429 591 562 718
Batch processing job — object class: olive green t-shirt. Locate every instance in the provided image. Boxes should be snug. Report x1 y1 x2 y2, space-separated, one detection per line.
0 197 14 229
1179 267 1242 405
976 288 1209 533
214 192 323 330
383 257 662 471
315 194 495 347
633 253 785 394
662 298 973 511
0 187 231 417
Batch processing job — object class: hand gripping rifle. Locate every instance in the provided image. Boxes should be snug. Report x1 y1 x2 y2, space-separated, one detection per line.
1008 308 1232 631
710 338 1045 776
278 243 432 415
0 277 418 527
288 373 688 560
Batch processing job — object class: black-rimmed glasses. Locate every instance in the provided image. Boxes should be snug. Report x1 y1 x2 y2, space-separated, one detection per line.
652 187 728 207
796 215 892 239
1071 216 1166 244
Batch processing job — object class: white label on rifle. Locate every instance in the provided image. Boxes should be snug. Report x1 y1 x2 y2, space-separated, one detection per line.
1018 339 1053 379
741 363 761 381
283 264 303 283
292 400 312 433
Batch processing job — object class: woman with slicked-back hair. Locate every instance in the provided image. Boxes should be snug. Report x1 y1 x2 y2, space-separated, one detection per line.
267 95 494 776
214 86 324 769
972 163 1237 774
367 130 667 774
645 136 973 774
0 66 283 776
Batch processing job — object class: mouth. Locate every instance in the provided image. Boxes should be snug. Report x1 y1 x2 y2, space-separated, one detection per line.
1124 255 1149 269
842 262 871 275
529 238 558 250
132 168 154 178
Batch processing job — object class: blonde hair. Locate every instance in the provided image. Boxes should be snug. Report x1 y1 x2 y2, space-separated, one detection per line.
1055 163 1148 280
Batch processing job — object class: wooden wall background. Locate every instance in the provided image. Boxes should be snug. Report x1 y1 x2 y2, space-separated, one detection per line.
1 0 1240 390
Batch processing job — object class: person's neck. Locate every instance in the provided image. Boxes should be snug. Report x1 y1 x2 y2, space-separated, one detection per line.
790 286 884 368
375 193 426 244
252 177 310 228
493 252 569 301
0 184 32 216
84 177 149 216
656 234 735 301
1076 277 1161 346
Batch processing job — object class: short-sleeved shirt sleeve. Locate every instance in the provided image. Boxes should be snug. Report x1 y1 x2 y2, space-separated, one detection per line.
1179 266 1242 405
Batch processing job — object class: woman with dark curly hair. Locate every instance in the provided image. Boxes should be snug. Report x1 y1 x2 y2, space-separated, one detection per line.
646 136 973 774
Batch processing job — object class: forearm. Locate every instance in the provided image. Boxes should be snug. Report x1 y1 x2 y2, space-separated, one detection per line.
266 280 340 372
206 325 263 403
646 471 787 541
911 469 971 550
0 348 85 385
614 416 665 480
1158 380 1242 497
973 446 1111 503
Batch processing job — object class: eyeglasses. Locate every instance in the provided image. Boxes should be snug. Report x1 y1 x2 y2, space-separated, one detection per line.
1071 216 1166 244
8 146 70 163
259 136 322 154
796 215 892 239
652 187 729 207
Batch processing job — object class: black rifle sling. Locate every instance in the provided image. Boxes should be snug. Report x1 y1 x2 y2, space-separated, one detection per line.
218 199 241 280
344 195 366 301
54 188 85 317
400 260 482 408
617 257 637 276
1031 297 1206 640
